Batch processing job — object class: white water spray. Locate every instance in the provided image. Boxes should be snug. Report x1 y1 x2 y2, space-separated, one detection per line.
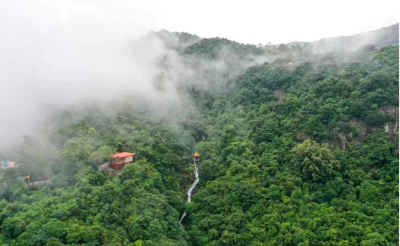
179 156 200 223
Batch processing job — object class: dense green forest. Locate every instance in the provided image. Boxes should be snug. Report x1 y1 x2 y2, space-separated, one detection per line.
0 31 398 245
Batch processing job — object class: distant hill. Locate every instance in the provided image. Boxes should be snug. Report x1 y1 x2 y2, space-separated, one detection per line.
183 37 265 59
150 30 201 52
311 23 399 53
152 24 399 56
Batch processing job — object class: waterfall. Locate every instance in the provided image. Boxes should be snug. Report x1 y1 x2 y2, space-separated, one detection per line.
179 159 199 223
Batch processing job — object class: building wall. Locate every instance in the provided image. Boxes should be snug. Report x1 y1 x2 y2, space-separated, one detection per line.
125 156 133 163
110 163 125 169
0 160 16 168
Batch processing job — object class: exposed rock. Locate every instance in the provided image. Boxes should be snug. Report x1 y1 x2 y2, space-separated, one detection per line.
338 133 347 150
274 90 287 102
350 118 367 142
381 106 399 143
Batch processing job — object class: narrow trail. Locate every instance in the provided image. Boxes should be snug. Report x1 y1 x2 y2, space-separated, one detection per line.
179 160 199 223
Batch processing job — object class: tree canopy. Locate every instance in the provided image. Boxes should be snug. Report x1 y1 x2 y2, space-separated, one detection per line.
0 34 398 245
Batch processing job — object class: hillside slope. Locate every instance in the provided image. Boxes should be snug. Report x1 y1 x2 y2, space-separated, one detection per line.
0 29 398 245
311 23 399 53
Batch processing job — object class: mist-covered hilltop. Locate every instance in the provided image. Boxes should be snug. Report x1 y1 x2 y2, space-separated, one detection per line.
0 25 398 245
264 23 399 54
311 23 399 53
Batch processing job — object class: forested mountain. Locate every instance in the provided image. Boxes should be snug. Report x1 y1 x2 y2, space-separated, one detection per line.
311 23 399 54
0 26 398 245
150 30 201 52
264 24 399 55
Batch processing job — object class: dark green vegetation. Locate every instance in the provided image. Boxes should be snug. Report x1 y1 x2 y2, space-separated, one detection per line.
0 32 398 245
183 38 264 59
0 120 192 245
187 45 399 246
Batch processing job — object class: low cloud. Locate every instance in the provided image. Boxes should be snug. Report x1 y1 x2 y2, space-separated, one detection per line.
0 1 269 155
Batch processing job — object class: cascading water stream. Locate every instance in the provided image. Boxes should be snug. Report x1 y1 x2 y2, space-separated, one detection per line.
179 160 199 223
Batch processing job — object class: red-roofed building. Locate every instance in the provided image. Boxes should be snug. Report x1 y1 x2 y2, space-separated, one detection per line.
110 152 135 170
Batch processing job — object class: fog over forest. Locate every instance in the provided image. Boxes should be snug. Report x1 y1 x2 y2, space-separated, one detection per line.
0 1 398 245
0 2 262 154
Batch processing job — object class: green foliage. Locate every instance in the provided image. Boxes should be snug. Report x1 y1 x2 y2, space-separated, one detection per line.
292 140 340 182
0 35 398 245
184 45 399 245
0 166 188 245
184 38 264 59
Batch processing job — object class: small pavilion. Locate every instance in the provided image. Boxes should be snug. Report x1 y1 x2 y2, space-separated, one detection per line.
192 152 200 165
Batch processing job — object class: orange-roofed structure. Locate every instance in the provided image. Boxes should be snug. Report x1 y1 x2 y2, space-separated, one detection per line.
192 152 200 165
110 152 135 170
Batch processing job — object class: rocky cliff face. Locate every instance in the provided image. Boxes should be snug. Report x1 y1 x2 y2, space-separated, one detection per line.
345 106 399 150
382 106 399 143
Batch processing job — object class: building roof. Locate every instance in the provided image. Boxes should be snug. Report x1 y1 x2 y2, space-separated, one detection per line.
0 160 16 168
193 152 200 157
113 152 136 158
